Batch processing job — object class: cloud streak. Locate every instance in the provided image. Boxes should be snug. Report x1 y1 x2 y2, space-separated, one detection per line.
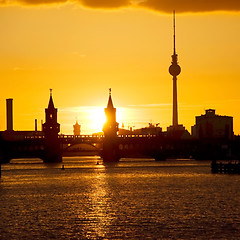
80 0 131 9
1 0 240 13
139 0 240 13
5 0 68 5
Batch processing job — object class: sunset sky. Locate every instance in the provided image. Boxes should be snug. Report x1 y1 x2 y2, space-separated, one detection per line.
0 0 240 134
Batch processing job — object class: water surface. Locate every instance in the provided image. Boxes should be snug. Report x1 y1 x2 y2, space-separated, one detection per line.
0 157 239 239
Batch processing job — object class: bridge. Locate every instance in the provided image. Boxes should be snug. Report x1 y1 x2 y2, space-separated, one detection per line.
0 129 239 163
1 90 240 163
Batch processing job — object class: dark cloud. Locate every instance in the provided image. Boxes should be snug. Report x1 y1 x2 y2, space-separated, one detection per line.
139 0 240 13
80 0 131 9
8 0 131 8
2 0 240 12
16 0 68 5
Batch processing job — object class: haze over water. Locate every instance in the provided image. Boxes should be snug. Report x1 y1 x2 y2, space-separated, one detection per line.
1 157 240 239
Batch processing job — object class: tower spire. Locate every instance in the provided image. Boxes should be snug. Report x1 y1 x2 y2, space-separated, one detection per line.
173 10 176 55
107 88 114 109
48 88 55 109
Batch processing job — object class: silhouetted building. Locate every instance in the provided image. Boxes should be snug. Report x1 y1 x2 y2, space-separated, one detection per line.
118 123 162 136
138 123 162 135
166 124 190 139
6 98 13 131
191 109 233 140
0 130 44 141
73 121 81 136
1 100 43 140
42 90 60 135
118 128 133 135
102 88 119 137
102 88 119 162
42 89 61 163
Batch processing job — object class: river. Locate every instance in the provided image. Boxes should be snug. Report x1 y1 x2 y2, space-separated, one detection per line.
0 157 239 239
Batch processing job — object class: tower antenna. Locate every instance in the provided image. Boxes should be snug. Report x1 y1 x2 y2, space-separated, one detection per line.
173 10 176 55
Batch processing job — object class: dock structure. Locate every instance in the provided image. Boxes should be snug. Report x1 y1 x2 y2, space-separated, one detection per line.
211 160 240 174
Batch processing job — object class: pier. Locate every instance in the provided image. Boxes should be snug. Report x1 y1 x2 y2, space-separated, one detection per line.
211 160 240 174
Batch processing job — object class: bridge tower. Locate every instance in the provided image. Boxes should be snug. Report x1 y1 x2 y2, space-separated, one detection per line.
73 120 81 136
42 89 62 163
102 88 119 162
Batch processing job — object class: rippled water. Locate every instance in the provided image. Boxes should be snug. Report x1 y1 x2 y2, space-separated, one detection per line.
0 157 240 239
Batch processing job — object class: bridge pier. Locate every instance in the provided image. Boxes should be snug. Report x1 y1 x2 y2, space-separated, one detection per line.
42 152 62 163
42 135 62 163
102 137 120 162
0 141 14 163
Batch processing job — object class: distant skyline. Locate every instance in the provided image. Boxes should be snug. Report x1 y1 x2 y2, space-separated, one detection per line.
0 1 240 134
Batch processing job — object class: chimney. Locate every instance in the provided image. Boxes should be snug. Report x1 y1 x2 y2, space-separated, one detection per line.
35 119 38 132
6 98 13 131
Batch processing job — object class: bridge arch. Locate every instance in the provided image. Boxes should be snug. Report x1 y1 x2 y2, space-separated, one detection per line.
63 142 101 151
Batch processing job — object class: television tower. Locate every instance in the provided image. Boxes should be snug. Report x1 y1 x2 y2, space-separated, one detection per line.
169 10 181 127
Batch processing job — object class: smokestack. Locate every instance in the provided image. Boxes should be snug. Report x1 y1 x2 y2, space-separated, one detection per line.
6 98 13 131
41 120 43 131
35 119 38 132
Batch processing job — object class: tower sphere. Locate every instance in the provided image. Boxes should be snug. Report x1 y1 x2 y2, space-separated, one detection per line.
169 64 181 76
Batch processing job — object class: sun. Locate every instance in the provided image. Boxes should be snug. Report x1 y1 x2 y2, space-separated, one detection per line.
62 105 134 135
88 107 106 134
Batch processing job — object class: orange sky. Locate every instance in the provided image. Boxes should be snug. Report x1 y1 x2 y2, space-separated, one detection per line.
0 1 240 134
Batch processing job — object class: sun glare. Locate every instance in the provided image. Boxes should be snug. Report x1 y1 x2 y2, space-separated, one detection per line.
60 105 173 135
88 107 106 134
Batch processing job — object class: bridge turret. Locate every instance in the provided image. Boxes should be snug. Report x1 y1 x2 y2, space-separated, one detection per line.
103 88 119 137
73 120 81 136
102 88 120 162
42 89 62 163
42 89 60 135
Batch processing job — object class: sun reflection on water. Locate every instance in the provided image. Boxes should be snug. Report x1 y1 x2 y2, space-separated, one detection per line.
86 167 113 239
